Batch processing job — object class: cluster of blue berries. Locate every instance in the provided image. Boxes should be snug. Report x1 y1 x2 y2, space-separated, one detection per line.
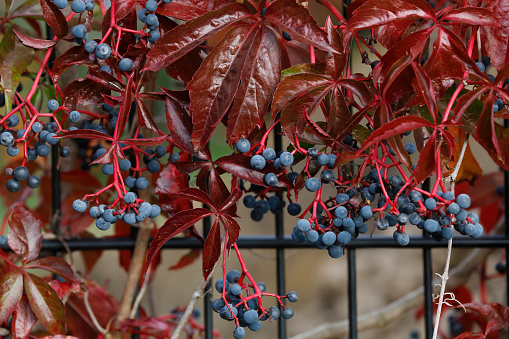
72 191 161 230
5 166 41 192
137 0 174 43
212 270 297 339
236 138 294 187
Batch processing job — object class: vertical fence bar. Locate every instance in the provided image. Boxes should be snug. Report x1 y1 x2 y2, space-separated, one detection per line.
422 179 433 338
203 213 213 339
504 120 509 307
348 248 357 339
274 116 287 339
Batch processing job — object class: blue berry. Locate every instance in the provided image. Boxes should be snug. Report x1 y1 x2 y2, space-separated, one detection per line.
254 200 270 214
456 194 471 209
136 177 149 190
248 321 262 331
424 198 436 210
229 283 242 296
96 43 111 59
279 152 294 167
336 193 349 204
215 279 229 293
447 202 460 215
147 160 160 173
148 30 161 43
296 219 311 232
68 110 81 122
119 159 131 171
443 191 455 201
405 143 416 154
6 179 21 192
287 291 298 302
335 206 348 219
72 199 87 213
226 270 241 284
476 62 486 73
13 166 29 181
149 204 161 218
138 8 147 22
36 144 51 157
84 0 94 10
328 245 344 258
89 206 100 218
304 177 321 192
243 195 255 208
262 148 276 160
389 175 402 187
441 227 455 240
7 115 19 127
124 192 136 204
424 219 439 233
102 164 114 175
155 145 166 157
306 230 319 242
287 202 301 216
337 231 351 245
282 307 294 319
52 0 67 8
7 146 19 157
409 213 421 225
264 173 278 186
394 232 410 246
250 155 266 170
233 327 245 339
317 153 329 166
27 175 40 188
0 235 7 246
145 0 157 11
119 58 133 72
146 13 158 26
243 309 258 324
322 231 336 246
102 209 117 223
359 206 372 219
124 212 136 224
47 99 59 111
95 217 111 230
71 0 86 13
236 139 250 153
307 148 318 157
320 169 334 183
397 213 409 225
170 153 180 162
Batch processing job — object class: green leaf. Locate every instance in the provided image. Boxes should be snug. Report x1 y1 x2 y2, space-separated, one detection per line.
0 27 34 101
24 272 66 335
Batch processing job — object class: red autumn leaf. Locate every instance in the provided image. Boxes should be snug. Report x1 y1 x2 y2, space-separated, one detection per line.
451 86 489 124
481 0 509 70
25 257 77 283
86 68 125 92
115 0 135 21
225 26 281 144
62 77 110 110
8 205 42 264
39 336 81 339
47 280 81 299
326 87 350 139
324 17 346 79
440 7 500 27
144 3 253 72
411 62 437 123
343 0 436 45
13 29 57 49
24 272 66 335
334 101 378 143
202 218 221 279
144 208 214 276
169 249 201 270
40 0 68 38
264 0 336 54
0 270 23 323
114 75 134 141
373 19 415 50
174 187 217 209
215 155 293 188
165 92 196 155
136 98 159 133
155 163 193 215
121 135 167 147
356 115 434 154
220 214 241 245
413 131 437 183
208 167 234 211
56 128 113 141
187 24 263 149
51 46 95 84
156 0 233 21
460 303 509 335
475 92 501 163
12 295 38 339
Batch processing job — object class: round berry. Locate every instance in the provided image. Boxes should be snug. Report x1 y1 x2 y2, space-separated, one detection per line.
7 146 19 157
6 179 21 192
359 205 372 219
456 194 471 209
296 219 310 232
394 232 410 246
52 0 67 8
31 122 43 133
72 199 87 213
71 0 86 13
250 154 266 170
13 166 29 181
233 327 245 339
136 177 149 190
322 231 336 246
95 217 111 230
226 270 241 284
124 192 136 204
248 321 262 331
282 307 294 319
328 245 344 258
149 204 161 218
424 219 439 233
236 138 250 153
287 291 298 302
243 309 258 324
424 198 437 210
287 202 301 216
0 235 7 246
262 148 276 160
441 227 455 240
306 230 319 242
36 144 51 157
27 175 41 188
304 177 321 192
243 195 256 208
84 0 95 10
102 163 114 175
96 43 111 60
119 58 133 72
279 152 294 167
147 160 160 173
264 173 278 186
145 0 157 11
155 145 167 157
124 212 136 224
476 61 486 73
148 30 161 43
119 159 131 171
405 143 416 154
447 202 460 215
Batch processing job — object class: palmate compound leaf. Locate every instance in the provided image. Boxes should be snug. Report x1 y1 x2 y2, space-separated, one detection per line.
12 295 38 339
0 271 23 324
39 0 68 38
460 303 509 335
